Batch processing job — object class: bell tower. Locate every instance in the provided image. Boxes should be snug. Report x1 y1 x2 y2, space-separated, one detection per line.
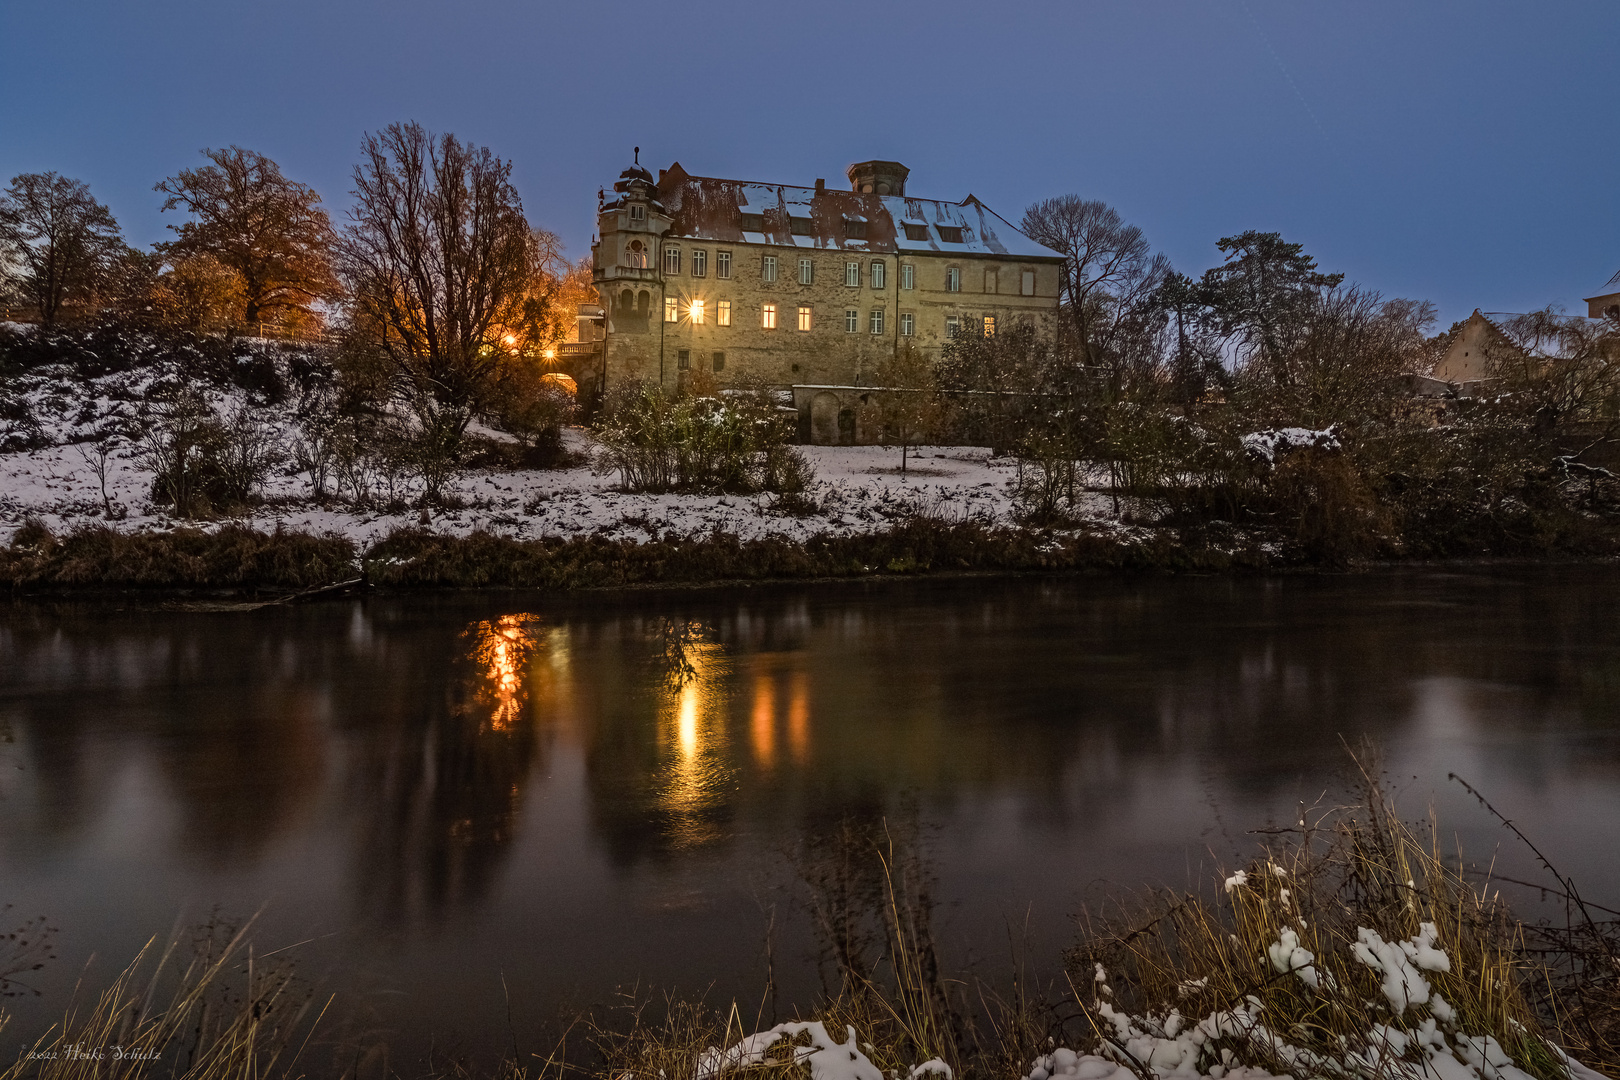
846 160 909 196
592 148 674 387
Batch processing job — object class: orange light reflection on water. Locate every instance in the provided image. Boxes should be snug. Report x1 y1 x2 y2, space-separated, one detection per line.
466 614 541 730
787 670 810 764
659 642 732 848
750 673 775 767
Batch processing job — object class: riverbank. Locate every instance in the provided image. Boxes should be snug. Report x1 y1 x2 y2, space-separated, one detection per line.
8 515 1620 596
0 517 1280 595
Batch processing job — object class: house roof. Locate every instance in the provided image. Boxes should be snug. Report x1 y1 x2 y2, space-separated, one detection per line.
1584 268 1620 301
641 162 1064 260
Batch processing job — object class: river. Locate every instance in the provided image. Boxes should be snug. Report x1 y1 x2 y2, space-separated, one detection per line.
1 568 1618 1065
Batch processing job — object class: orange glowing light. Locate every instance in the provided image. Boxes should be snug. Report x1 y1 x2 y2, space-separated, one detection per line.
465 613 541 730
688 299 706 325
750 673 776 767
502 334 518 348
787 671 810 763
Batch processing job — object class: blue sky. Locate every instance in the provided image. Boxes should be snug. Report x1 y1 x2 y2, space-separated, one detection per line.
2 0 1615 329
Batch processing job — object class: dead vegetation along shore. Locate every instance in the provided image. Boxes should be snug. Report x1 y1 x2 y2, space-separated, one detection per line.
0 518 1280 594
5 776 1619 1080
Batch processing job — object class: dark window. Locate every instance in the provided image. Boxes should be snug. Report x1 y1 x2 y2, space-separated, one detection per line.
844 219 867 239
677 349 690 370
713 351 725 373
740 213 765 232
935 225 964 243
789 217 812 236
902 223 930 241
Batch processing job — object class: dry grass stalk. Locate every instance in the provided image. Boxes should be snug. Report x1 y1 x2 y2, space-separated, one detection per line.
1066 779 1577 1080
0 919 324 1080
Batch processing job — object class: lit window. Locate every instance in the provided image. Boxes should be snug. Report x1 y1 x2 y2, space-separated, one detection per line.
946 267 961 292
1021 269 1035 296
692 250 707 277
630 204 646 222
900 313 914 337
901 264 914 290
799 258 814 285
713 351 725 372
983 315 996 336
845 309 859 333
797 305 812 332
762 303 777 329
717 300 731 326
762 255 778 283
690 299 706 324
946 315 960 338
664 246 681 274
870 261 885 289
984 269 997 293
717 251 732 279
845 261 860 287
869 309 884 335
665 297 679 322
677 349 690 370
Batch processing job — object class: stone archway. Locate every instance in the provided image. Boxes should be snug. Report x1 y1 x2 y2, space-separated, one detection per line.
810 392 841 445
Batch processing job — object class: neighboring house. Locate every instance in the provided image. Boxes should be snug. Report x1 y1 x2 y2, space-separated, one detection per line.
1428 309 1516 390
1584 270 1620 318
587 155 1064 403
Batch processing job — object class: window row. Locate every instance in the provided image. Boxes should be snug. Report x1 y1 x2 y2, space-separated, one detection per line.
660 297 1006 338
727 215 970 247
651 248 1036 296
676 350 726 372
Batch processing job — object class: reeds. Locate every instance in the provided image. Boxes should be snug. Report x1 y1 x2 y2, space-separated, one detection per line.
1 918 326 1080
1063 770 1594 1080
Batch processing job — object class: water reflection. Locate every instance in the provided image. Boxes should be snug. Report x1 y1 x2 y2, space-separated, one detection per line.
465 614 541 730
660 639 730 849
2 571 1620 1055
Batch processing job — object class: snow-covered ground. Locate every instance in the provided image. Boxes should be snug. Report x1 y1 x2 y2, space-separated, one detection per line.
0 353 1122 547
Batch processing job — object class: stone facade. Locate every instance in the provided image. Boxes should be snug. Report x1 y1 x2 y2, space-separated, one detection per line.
588 156 1064 397
1585 269 1620 318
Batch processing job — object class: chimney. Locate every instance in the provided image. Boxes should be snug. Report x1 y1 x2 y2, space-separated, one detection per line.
815 178 825 194
846 160 909 197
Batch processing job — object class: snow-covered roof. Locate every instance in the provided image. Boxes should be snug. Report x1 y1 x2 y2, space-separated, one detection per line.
1584 268 1620 300
646 163 1063 260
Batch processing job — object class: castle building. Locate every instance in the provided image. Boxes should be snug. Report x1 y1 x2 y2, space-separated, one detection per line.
586 155 1064 396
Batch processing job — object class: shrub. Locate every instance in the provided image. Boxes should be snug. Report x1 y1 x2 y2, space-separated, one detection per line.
135 392 282 517
1067 779 1572 1080
593 381 812 494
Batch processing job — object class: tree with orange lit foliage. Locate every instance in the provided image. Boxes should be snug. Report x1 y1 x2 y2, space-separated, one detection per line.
336 122 564 455
155 147 338 335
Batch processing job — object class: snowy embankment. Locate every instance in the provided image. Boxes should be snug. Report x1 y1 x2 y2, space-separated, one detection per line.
694 924 1608 1080
0 354 1120 547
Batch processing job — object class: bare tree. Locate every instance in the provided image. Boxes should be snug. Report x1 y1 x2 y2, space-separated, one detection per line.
870 344 946 476
1486 308 1620 443
1239 288 1434 429
1020 196 1171 370
336 122 544 432
0 173 126 328
156 147 338 334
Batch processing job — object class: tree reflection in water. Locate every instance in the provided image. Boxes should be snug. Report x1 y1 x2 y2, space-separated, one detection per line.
465 614 541 731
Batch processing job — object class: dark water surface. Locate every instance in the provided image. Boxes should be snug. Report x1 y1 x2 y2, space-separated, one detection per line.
2 569 1619 1058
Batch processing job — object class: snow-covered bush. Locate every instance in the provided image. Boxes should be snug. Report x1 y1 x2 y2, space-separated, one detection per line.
594 380 812 495
1064 789 1572 1080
